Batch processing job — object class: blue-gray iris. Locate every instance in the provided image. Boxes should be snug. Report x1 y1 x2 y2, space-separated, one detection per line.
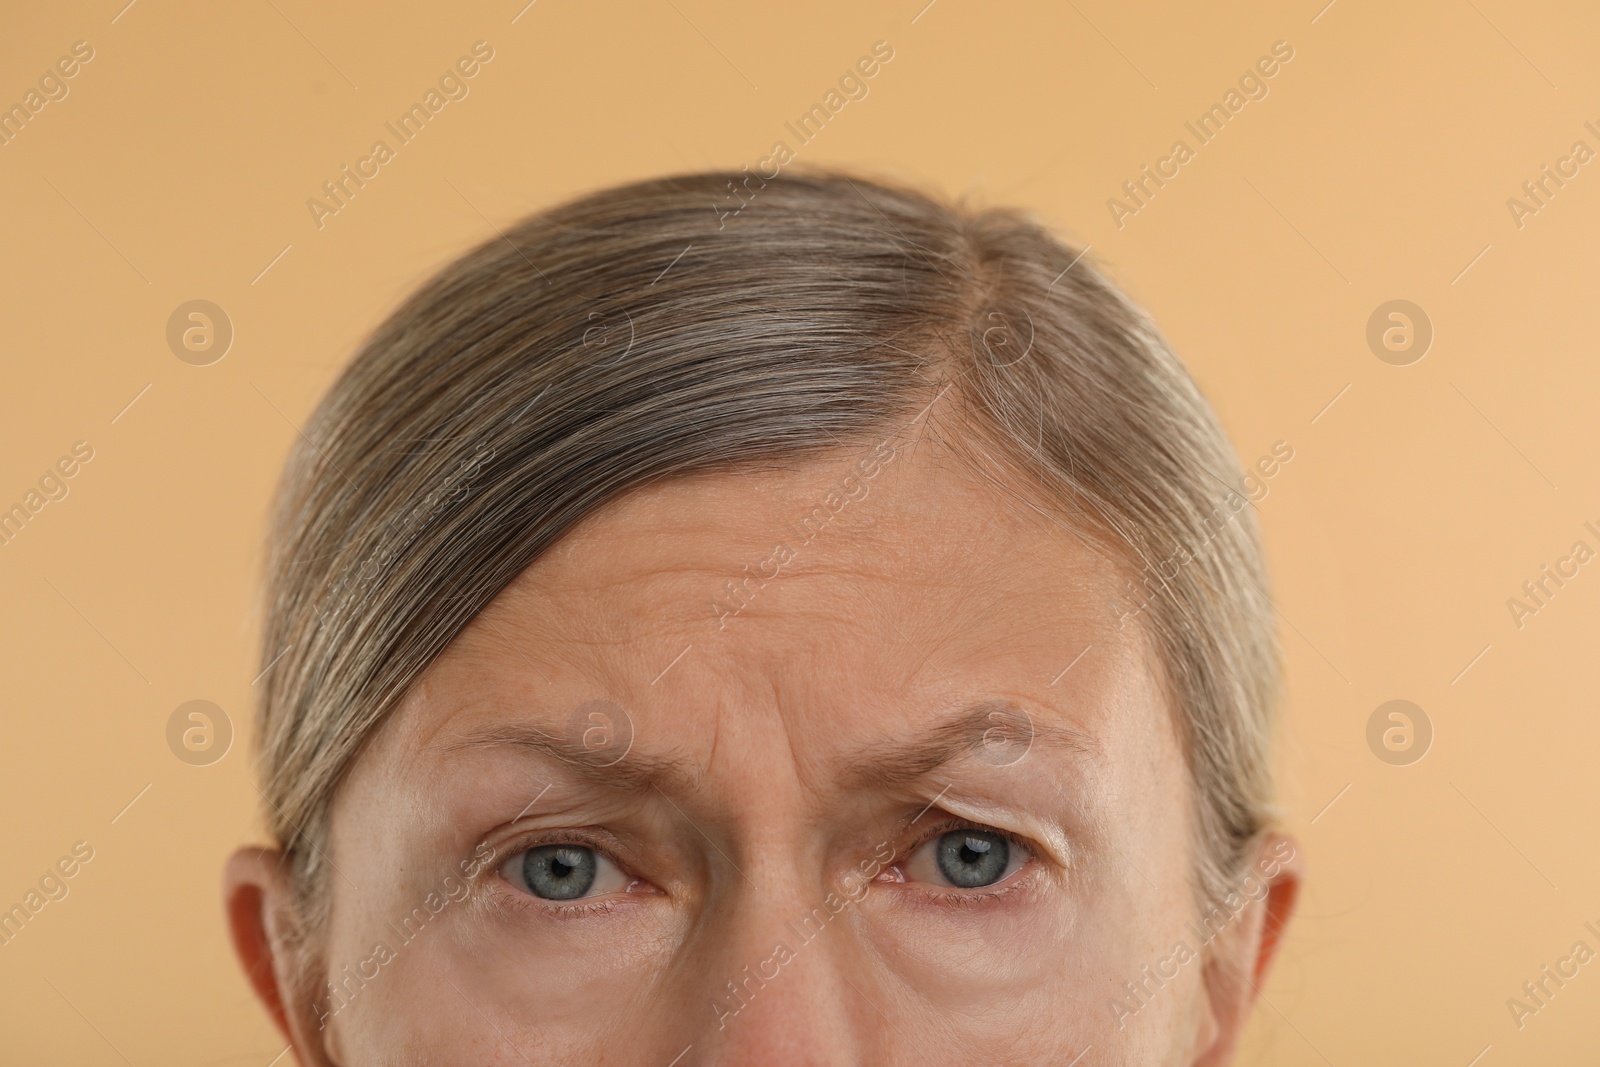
524 844 597 899
935 830 1009 888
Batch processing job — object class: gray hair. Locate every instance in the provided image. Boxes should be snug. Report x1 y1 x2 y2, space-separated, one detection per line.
256 166 1280 963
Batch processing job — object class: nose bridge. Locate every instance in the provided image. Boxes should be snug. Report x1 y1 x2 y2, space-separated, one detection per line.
674 688 876 1065
691 855 872 1066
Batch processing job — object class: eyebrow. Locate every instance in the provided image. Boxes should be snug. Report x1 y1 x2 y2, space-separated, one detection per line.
843 699 1099 790
441 721 698 796
441 699 1096 797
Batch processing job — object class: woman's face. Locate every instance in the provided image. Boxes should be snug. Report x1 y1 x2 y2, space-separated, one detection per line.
257 434 1294 1065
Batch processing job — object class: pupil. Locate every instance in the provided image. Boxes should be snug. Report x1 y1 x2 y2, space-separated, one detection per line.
523 844 598 900
935 829 1009 889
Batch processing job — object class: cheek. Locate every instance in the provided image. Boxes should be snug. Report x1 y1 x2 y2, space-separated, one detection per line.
330 906 688 1060
825 894 1091 1062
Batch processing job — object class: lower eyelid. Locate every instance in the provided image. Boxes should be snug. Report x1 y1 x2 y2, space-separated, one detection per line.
863 885 1029 931
908 862 1043 907
490 874 645 920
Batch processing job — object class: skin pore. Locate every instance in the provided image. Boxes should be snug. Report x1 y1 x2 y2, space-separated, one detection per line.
226 428 1299 1065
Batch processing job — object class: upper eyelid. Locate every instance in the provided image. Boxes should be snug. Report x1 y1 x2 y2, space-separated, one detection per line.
495 819 626 852
907 816 1021 849
921 796 1072 869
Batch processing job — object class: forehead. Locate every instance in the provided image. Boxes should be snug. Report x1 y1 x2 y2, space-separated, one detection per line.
379 434 1173 778
516 442 1114 643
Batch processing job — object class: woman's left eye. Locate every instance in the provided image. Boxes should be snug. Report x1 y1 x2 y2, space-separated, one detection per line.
501 844 631 901
904 827 1030 890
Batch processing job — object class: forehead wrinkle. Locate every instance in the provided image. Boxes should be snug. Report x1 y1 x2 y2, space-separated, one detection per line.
842 699 1099 791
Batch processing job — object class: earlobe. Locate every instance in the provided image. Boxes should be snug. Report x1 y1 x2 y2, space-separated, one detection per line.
224 847 328 1065
1189 833 1304 1066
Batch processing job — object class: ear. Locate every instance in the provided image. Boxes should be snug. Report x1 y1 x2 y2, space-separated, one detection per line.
1189 833 1303 1066
223 847 334 1066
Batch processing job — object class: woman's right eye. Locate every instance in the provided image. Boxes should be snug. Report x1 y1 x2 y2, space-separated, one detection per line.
501 843 630 901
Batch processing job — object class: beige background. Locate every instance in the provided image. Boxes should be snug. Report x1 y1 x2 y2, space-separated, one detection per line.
2 0 1597 1062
